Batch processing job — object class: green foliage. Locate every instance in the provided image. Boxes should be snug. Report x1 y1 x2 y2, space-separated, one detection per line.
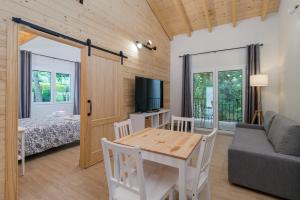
218 70 243 121
32 70 51 102
56 73 71 102
31 71 71 103
193 72 213 99
193 70 243 122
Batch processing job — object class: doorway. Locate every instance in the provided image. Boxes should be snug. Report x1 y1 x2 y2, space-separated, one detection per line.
192 66 245 132
17 29 83 199
6 22 121 199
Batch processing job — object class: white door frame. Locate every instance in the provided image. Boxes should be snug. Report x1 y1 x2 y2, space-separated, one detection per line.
191 65 245 132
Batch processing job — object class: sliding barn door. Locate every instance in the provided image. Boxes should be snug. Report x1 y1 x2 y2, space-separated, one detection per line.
80 49 121 168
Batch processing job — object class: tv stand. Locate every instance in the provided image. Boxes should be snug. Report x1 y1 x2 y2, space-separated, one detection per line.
146 109 160 113
130 109 170 132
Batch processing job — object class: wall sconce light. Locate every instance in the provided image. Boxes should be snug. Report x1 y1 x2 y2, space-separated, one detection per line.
289 4 299 15
136 40 157 51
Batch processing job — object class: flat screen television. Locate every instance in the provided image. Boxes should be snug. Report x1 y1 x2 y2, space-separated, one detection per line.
135 76 163 112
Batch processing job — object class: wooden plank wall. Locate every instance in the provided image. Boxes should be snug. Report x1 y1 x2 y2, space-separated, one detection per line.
0 0 170 199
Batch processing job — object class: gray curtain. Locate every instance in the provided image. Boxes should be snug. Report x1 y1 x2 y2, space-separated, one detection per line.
244 44 260 123
73 62 80 115
181 54 192 118
19 50 32 119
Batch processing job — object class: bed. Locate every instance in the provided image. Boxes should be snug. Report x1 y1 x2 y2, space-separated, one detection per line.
19 115 80 156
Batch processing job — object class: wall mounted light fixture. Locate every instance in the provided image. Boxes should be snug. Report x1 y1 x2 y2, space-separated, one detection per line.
289 4 299 15
136 40 157 51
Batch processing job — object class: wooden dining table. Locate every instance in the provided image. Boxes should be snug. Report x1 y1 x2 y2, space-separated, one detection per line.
114 128 203 200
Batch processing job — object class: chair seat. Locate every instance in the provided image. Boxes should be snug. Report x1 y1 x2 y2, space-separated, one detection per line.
113 164 178 200
175 166 208 198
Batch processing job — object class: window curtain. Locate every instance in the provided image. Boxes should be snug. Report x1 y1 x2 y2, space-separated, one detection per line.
244 44 260 123
73 62 80 115
181 54 192 118
19 50 32 119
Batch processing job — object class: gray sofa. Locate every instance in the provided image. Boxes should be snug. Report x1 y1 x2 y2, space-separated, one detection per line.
228 111 300 200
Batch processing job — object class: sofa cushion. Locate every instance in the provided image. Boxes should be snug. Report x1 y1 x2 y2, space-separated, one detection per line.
231 127 274 154
236 123 264 130
263 111 277 135
268 115 300 157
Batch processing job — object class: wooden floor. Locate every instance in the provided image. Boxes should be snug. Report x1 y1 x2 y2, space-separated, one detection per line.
18 134 280 200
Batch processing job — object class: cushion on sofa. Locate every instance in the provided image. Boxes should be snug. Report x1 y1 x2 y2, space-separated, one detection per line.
268 115 300 157
236 123 264 130
263 111 277 135
231 127 273 154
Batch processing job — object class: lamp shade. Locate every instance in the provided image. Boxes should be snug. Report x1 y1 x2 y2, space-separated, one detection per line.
250 74 269 86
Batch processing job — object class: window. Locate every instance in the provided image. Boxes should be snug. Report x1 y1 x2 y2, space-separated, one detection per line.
56 73 71 102
32 70 51 102
31 70 72 104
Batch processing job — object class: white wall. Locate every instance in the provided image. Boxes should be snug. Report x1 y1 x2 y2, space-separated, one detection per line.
20 36 81 62
171 15 280 117
30 55 76 118
20 37 80 118
278 0 300 122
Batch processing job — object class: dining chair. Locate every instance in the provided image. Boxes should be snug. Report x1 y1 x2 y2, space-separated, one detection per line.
171 115 195 133
174 128 218 200
114 119 133 139
101 138 177 200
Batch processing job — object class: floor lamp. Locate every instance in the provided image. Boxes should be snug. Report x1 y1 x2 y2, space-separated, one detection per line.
250 74 269 125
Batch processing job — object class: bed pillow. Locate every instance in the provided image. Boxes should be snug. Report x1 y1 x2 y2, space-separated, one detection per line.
263 111 277 135
268 115 300 157
52 111 67 117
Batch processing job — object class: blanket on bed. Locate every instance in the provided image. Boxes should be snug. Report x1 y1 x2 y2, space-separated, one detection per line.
19 115 80 156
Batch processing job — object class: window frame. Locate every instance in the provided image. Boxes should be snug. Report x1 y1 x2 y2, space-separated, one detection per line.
31 70 53 104
54 72 72 104
31 69 74 105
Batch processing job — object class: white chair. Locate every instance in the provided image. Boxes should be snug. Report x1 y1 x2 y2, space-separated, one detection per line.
114 119 133 139
175 128 218 200
18 127 25 176
101 138 177 200
171 115 195 133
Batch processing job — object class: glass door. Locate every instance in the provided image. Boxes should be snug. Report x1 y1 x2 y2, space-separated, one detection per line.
193 68 244 132
217 70 243 131
193 72 214 129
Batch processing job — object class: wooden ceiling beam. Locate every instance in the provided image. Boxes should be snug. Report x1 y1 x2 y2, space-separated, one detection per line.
199 0 212 32
261 0 269 21
231 0 237 27
173 0 193 36
146 0 173 40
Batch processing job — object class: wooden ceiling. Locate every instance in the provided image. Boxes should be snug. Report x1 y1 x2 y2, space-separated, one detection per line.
19 31 37 45
147 0 280 39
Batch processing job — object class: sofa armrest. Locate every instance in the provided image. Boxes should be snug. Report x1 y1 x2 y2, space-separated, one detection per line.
236 123 264 130
228 148 300 200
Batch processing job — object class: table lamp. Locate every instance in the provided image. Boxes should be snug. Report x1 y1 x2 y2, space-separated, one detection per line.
250 74 268 125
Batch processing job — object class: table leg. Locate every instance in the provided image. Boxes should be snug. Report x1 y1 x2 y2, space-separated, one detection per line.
178 160 187 200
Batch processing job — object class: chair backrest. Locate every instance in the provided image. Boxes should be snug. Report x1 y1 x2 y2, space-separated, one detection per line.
171 115 195 133
101 138 146 199
114 119 133 139
192 128 218 194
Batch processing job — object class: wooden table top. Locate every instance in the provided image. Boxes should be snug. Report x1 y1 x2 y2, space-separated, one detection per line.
114 128 203 160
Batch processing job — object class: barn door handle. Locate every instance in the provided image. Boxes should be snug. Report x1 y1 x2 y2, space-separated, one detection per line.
87 100 92 116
